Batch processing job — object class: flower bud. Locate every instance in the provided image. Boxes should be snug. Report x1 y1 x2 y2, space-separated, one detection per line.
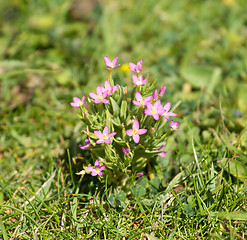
152 89 159 100
159 85 166 97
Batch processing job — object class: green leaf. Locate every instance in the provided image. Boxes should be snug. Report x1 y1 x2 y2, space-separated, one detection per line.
110 97 120 116
184 204 194 216
218 158 247 182
120 100 127 122
180 64 221 90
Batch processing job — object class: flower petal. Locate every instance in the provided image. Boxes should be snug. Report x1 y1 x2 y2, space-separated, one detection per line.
103 125 109 135
132 74 138 82
163 102 171 111
102 99 109 104
132 100 141 106
126 129 133 136
104 56 111 66
108 132 117 138
94 131 103 138
89 92 97 100
104 80 111 90
135 92 143 101
91 170 97 176
133 134 140 143
81 95 86 102
87 166 94 171
112 56 118 66
96 85 103 95
70 102 79 107
73 97 80 103
95 160 99 167
153 114 159 120
100 165 105 171
133 119 139 130
157 152 168 157
138 129 147 135
104 139 111 144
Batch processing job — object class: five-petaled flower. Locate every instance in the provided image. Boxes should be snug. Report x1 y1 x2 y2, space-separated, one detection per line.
162 102 177 120
89 86 109 104
94 125 116 144
129 59 143 73
70 95 87 107
79 138 91 150
170 120 181 131
87 160 105 176
104 56 120 69
122 146 129 155
126 118 147 143
132 74 148 86
132 92 152 107
103 80 118 96
144 100 165 120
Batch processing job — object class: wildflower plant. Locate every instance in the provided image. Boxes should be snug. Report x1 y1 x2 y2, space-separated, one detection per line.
71 56 181 188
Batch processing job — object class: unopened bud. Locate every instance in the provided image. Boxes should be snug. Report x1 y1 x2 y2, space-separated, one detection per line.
123 86 128 96
159 85 166 97
152 90 159 100
150 127 155 134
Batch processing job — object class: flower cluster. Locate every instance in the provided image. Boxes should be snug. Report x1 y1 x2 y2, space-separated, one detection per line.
71 56 181 185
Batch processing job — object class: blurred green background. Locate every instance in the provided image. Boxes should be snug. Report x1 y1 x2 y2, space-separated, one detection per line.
1 0 247 184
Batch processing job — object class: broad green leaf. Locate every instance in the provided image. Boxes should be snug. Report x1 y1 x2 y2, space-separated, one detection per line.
218 158 247 182
110 97 120 116
180 64 221 90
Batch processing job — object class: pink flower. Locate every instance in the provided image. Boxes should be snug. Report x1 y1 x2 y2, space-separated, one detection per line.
132 74 148 87
132 92 152 107
126 118 147 143
104 56 120 69
89 86 109 104
156 142 166 151
156 142 168 157
103 80 118 96
144 100 165 120
129 59 143 73
170 120 181 131
157 152 168 157
94 125 116 144
159 85 166 97
79 139 91 150
70 95 87 107
122 146 129 155
87 160 105 176
152 90 159 101
162 102 177 120
137 172 144 177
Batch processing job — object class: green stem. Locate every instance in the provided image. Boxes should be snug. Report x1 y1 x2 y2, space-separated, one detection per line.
109 69 114 87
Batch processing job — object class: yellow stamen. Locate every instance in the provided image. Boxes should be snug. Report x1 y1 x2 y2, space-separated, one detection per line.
98 95 103 101
79 102 83 107
151 107 156 114
132 128 138 135
103 134 108 140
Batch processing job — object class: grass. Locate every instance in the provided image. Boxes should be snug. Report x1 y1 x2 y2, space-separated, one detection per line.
0 0 247 239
